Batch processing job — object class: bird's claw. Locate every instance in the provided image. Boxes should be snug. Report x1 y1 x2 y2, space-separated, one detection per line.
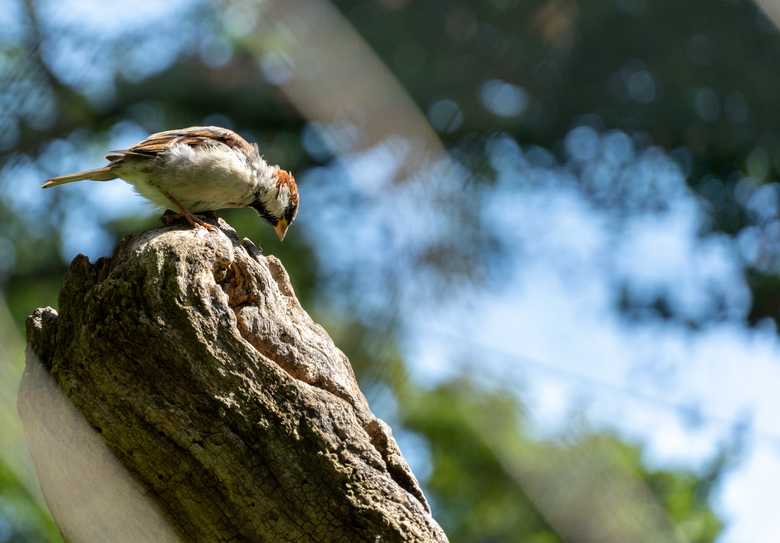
193 217 218 232
161 210 218 232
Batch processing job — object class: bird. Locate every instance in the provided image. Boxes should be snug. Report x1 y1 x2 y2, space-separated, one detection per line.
42 126 299 240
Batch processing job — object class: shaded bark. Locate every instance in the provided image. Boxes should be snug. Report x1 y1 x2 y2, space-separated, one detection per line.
20 218 446 543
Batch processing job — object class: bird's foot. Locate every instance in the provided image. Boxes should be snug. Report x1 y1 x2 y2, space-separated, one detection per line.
191 215 218 232
160 209 218 232
162 192 218 232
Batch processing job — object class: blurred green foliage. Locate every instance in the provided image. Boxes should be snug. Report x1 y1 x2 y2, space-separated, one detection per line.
5 0 776 540
0 459 61 542
400 378 724 543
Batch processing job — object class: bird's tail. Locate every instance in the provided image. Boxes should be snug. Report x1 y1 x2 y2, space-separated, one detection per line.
41 167 115 188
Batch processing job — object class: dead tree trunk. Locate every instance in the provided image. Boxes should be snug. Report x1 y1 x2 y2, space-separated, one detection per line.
19 218 447 543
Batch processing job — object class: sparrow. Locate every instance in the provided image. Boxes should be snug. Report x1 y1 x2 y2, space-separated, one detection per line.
42 126 299 240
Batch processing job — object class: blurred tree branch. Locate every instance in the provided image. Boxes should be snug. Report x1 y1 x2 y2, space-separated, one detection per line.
3 53 303 164
19 218 446 542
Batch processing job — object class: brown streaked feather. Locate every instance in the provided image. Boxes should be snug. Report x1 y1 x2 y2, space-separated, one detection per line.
105 126 256 163
275 169 299 207
42 166 115 188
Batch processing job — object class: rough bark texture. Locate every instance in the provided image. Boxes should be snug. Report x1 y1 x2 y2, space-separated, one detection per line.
21 218 447 543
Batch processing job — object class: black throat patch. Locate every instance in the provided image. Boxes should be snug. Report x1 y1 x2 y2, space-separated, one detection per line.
251 200 278 225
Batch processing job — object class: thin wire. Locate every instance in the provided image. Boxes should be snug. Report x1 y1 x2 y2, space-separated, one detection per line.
422 324 780 444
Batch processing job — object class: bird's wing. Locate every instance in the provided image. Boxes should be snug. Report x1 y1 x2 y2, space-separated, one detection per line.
105 126 256 162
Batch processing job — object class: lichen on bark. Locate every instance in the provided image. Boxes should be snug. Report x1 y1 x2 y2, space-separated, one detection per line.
20 218 447 543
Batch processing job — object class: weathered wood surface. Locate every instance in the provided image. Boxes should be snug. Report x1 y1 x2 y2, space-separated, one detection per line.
20 218 447 543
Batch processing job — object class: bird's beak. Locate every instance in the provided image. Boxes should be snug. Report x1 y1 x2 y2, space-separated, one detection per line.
274 219 289 241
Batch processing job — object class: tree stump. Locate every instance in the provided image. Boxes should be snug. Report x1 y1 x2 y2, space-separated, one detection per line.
19 218 447 543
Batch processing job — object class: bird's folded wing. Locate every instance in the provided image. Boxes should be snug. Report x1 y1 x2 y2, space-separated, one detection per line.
106 126 256 162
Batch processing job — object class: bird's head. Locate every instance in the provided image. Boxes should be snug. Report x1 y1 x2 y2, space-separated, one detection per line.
250 167 299 241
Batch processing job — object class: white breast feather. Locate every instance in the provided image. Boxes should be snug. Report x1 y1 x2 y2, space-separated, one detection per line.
259 181 289 219
118 143 279 213
163 143 255 210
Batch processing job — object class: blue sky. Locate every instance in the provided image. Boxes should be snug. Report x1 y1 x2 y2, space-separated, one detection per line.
301 127 780 542
4 0 780 540
26 112 779 543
